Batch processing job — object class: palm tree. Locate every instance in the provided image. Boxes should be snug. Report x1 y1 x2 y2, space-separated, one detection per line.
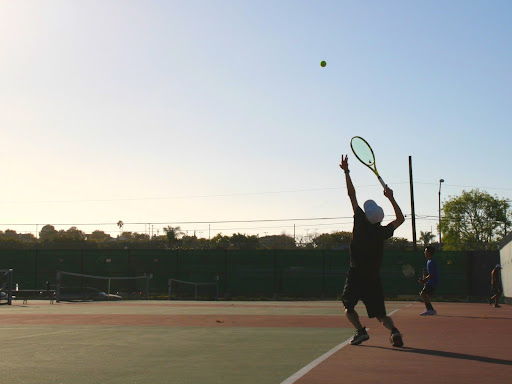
419 231 436 247
163 226 183 249
117 221 124 237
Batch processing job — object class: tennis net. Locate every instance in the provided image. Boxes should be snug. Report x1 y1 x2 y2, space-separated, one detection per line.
56 271 150 302
168 278 218 301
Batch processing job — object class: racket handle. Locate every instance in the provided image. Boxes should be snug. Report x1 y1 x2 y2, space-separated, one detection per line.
378 176 386 189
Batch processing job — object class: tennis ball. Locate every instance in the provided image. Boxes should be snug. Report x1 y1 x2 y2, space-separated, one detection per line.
320 61 326 67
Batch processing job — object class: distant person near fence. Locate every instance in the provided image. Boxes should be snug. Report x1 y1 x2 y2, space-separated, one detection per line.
489 264 503 308
418 246 439 316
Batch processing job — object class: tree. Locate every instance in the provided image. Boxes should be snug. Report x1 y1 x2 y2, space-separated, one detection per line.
179 235 211 250
180 235 197 249
440 189 511 251
230 233 260 250
88 230 112 243
312 231 351 249
419 231 436 248
38 225 86 245
118 232 147 242
0 230 36 248
39 225 59 242
61 227 86 242
384 237 411 251
163 226 183 249
210 234 231 249
18 232 37 243
2 230 18 239
260 234 296 249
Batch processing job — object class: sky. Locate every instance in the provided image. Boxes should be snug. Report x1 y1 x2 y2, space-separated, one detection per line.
1 0 511 242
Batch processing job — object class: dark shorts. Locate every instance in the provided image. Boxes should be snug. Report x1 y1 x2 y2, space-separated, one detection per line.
421 284 436 296
491 284 502 295
341 267 386 318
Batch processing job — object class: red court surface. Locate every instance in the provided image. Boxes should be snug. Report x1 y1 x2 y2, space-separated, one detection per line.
2 300 510 383
293 302 512 384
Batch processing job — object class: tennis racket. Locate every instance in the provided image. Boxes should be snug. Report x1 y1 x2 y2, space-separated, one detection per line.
350 136 386 189
401 264 416 279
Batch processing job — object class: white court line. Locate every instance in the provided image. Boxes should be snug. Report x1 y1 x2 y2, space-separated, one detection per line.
0 328 84 340
280 303 413 384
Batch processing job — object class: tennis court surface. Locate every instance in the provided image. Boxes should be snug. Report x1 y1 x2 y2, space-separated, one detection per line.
0 300 510 383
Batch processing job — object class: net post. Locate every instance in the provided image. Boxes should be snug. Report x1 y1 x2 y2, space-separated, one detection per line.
56 271 61 303
145 273 149 300
7 269 13 305
215 275 219 301
168 278 172 300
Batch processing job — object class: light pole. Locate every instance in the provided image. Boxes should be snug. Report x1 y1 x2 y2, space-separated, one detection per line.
438 179 444 246
505 199 511 237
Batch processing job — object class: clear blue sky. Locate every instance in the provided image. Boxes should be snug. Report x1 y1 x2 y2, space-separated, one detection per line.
1 1 511 242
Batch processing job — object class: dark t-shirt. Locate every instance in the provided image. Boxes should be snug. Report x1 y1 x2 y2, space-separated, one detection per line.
350 206 395 271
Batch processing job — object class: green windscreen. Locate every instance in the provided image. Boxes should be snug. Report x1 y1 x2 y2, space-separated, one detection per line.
0 249 476 299
350 137 375 165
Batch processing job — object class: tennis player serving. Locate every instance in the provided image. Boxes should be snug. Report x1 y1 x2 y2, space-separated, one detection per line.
339 154 405 347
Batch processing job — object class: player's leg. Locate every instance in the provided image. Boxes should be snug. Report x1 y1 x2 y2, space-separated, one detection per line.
342 268 369 345
493 287 502 307
363 277 403 347
345 307 363 329
420 286 436 315
376 314 394 331
345 308 369 345
374 314 404 347
489 287 495 305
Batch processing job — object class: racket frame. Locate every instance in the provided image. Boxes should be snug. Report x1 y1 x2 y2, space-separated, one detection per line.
401 264 416 279
350 136 386 188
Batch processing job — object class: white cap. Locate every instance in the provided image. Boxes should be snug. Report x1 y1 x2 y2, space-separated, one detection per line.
364 200 384 224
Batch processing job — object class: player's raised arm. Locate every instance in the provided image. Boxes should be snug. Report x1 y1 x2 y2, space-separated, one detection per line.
384 186 404 229
340 155 358 212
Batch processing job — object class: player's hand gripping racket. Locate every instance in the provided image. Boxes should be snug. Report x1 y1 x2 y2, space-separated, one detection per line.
350 136 386 189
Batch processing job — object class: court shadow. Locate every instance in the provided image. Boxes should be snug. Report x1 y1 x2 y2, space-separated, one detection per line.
436 314 512 321
360 345 512 366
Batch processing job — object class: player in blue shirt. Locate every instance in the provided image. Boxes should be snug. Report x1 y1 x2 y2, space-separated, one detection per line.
418 246 439 315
